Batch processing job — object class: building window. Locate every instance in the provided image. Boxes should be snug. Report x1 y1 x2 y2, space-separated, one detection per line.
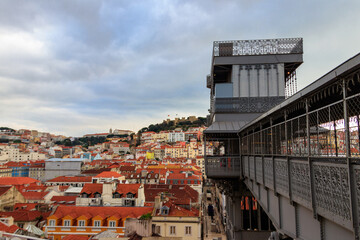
94 220 101 227
113 193 121 198
161 206 169 215
49 220 56 226
63 220 70 226
109 221 116 227
78 220 85 226
124 199 135 206
185 226 192 235
154 225 161 234
170 226 176 235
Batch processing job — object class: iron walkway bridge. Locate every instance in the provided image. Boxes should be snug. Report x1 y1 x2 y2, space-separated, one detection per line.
205 53 360 240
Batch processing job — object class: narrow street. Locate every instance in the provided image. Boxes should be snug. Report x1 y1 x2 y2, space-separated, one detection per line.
202 184 226 240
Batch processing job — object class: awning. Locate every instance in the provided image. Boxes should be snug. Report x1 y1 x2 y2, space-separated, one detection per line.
204 121 248 134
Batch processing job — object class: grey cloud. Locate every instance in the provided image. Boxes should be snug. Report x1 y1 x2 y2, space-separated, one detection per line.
1 0 360 136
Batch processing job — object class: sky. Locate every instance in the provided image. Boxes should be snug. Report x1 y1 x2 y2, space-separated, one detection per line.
0 0 359 137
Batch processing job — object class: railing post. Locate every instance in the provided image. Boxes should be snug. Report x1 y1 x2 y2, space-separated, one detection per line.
343 78 359 239
271 118 276 193
238 132 243 179
260 123 265 186
285 110 292 202
253 129 257 183
306 99 317 219
204 135 208 177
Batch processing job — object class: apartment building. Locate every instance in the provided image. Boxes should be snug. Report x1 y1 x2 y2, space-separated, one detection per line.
44 205 152 240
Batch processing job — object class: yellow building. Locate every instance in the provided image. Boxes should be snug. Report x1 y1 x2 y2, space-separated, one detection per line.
0 168 12 177
146 152 155 160
44 206 152 240
0 186 26 211
165 146 187 158
152 200 201 240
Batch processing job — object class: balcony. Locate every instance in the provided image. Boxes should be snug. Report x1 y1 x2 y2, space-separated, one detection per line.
205 156 241 178
213 97 285 113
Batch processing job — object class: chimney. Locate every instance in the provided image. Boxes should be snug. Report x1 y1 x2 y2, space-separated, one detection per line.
154 196 161 209
137 184 145 207
102 183 112 204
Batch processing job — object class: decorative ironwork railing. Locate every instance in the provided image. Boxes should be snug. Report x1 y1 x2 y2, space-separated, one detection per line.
206 156 241 178
213 38 303 57
240 66 360 234
214 97 285 113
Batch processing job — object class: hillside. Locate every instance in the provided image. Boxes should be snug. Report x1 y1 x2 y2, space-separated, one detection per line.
138 116 206 134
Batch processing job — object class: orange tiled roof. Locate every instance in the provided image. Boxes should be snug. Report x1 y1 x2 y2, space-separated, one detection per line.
14 203 38 211
0 210 50 222
144 184 198 203
21 191 48 200
47 176 92 183
0 177 39 186
51 205 152 219
51 196 77 205
62 235 89 240
81 183 103 197
115 184 140 197
156 201 199 217
95 171 123 178
0 221 19 233
0 186 11 197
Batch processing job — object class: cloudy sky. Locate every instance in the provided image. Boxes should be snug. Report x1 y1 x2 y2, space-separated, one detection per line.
0 0 359 137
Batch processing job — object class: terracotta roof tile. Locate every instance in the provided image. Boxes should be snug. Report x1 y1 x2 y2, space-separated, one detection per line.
51 206 152 220
47 176 92 183
62 235 89 240
0 210 48 222
115 184 141 197
51 196 77 205
0 186 11 197
0 177 39 186
95 171 123 178
80 183 103 197
21 191 48 200
0 221 19 233
157 201 199 217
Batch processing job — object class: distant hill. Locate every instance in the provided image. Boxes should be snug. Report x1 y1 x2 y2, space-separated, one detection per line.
138 116 206 134
0 127 16 133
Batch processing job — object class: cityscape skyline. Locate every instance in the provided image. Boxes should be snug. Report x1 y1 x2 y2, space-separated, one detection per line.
1 0 360 136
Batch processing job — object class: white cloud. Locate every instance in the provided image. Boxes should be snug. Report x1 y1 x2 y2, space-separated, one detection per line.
0 0 359 136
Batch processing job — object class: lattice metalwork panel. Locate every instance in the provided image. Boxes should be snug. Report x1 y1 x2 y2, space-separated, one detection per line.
330 102 345 157
354 166 360 229
264 157 273 189
213 38 303 56
264 128 272 155
346 95 360 157
254 132 261 154
214 97 285 113
317 107 331 157
290 160 311 207
243 156 249 178
249 156 255 180
275 158 289 195
309 111 319 156
273 124 282 155
242 136 248 155
256 157 263 183
313 162 351 221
